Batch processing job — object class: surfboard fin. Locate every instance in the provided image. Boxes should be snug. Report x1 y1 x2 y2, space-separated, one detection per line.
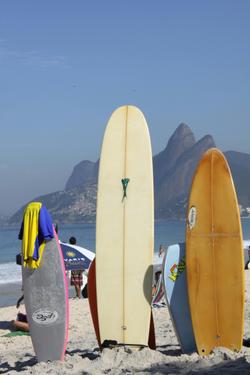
121 178 130 201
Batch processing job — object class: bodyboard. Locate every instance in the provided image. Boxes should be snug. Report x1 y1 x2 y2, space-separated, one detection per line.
23 231 69 362
162 243 196 353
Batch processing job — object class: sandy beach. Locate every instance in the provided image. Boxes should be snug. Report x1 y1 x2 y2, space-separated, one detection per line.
0 272 250 375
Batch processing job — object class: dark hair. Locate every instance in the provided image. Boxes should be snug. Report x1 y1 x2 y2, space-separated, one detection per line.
69 236 76 245
54 223 59 234
16 253 22 266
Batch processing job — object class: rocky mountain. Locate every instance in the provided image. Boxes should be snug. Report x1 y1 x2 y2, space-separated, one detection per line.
224 151 250 208
8 123 250 224
66 160 99 191
154 124 216 218
9 184 97 225
153 123 196 185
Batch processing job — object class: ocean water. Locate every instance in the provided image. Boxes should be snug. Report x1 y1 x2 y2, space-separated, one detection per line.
0 219 250 307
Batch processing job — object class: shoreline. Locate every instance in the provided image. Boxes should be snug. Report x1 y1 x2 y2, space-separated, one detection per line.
0 272 250 374
0 262 163 309
0 282 76 308
2 216 250 228
0 282 22 308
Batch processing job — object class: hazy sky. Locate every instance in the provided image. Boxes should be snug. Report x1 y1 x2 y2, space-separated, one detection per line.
0 1 249 215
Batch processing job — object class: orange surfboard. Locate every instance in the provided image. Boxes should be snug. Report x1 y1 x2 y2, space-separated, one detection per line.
186 148 244 355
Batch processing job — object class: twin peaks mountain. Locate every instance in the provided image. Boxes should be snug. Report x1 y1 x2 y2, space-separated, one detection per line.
9 123 250 224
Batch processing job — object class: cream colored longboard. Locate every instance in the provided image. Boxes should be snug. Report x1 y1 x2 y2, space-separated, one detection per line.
186 148 244 355
96 105 154 347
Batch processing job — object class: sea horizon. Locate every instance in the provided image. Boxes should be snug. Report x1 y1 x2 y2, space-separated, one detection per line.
1 218 250 307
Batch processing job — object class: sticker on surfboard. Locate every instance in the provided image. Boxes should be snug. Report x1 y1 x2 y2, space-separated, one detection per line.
32 309 59 325
188 206 196 230
169 256 186 282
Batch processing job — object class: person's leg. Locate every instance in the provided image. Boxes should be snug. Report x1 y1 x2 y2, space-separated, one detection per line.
12 319 29 332
76 285 81 298
74 284 78 298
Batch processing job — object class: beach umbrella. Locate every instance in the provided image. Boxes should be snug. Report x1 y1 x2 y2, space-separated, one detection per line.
59 241 95 271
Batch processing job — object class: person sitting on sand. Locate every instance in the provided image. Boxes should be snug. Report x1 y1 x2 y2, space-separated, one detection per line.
69 236 84 299
11 312 29 332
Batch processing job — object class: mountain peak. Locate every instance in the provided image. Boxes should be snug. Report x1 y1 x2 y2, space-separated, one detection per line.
195 134 216 149
153 123 196 186
176 122 192 132
166 123 195 150
65 159 99 190
161 123 195 166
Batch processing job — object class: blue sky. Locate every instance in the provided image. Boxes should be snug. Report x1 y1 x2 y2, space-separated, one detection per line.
0 1 249 215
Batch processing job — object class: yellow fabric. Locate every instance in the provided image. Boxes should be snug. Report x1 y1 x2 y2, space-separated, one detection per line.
22 202 45 269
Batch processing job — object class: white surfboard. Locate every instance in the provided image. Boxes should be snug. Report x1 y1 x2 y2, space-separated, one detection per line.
96 105 154 346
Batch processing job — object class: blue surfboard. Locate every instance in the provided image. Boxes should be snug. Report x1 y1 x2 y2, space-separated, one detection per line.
162 243 196 354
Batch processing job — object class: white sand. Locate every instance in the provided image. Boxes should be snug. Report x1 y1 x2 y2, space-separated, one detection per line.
1 272 250 375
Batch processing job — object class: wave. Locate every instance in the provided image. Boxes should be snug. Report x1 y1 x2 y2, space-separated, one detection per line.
0 262 22 285
0 240 249 286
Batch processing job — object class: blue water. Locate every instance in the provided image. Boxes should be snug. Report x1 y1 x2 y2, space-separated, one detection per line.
1 219 250 286
0 218 250 307
0 220 185 290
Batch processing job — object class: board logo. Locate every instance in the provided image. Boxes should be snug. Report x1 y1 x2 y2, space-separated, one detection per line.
188 206 196 229
169 256 186 282
32 309 58 325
